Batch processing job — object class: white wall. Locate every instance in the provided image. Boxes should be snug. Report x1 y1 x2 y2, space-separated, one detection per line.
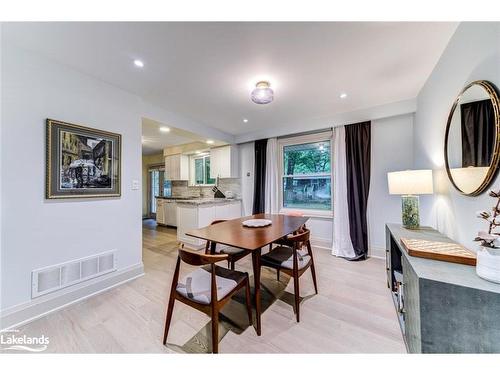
414 22 500 250
367 114 414 256
1 45 143 319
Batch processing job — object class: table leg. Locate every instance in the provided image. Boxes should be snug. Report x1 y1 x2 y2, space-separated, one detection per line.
252 247 262 336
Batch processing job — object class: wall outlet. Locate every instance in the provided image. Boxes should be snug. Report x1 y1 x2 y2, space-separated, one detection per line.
131 180 139 190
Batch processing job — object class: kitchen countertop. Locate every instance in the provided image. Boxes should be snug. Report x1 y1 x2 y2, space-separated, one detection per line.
155 196 241 205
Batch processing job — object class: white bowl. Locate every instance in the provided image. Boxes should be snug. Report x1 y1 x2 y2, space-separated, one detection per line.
242 219 272 228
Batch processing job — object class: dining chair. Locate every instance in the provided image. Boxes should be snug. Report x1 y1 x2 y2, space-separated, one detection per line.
271 211 307 249
205 219 251 270
163 248 252 353
260 229 318 322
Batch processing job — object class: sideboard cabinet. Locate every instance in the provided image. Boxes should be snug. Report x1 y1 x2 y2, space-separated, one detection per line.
386 224 500 353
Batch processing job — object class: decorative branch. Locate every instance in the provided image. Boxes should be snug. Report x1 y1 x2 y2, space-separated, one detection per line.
475 189 500 248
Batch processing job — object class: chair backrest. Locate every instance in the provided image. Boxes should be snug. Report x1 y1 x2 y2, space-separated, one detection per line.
178 248 227 266
287 229 310 249
210 219 227 225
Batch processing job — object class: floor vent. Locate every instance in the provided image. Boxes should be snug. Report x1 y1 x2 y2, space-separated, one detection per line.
32 251 117 298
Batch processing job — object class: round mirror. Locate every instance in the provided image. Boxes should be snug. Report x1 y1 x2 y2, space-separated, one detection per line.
445 80 500 196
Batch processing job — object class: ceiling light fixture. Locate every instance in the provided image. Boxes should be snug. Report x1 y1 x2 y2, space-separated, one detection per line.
159 126 170 132
251 81 274 104
134 59 144 68
243 118 249 123
340 92 347 99
206 139 215 145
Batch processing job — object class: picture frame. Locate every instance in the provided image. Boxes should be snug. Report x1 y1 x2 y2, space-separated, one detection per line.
46 119 121 199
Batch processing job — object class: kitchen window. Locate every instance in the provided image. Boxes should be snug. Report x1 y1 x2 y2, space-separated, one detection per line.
279 132 332 215
193 155 215 185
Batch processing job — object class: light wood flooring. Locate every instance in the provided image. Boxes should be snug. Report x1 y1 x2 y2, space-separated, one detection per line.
10 220 405 353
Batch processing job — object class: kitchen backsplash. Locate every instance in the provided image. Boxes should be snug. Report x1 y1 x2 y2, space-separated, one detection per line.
170 178 241 198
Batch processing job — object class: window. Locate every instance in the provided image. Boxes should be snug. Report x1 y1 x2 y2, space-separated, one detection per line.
193 155 215 185
279 134 332 214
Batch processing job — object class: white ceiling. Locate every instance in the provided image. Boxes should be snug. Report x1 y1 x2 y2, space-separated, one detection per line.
141 118 224 155
4 22 458 137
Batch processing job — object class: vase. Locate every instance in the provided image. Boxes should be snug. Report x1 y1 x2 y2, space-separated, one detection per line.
476 246 500 284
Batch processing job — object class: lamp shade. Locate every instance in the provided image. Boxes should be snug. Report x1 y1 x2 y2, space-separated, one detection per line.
388 169 433 195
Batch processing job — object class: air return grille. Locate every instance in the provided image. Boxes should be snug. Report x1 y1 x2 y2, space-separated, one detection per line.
32 251 116 298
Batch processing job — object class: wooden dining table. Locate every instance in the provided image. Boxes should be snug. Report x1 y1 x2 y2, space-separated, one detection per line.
185 213 308 336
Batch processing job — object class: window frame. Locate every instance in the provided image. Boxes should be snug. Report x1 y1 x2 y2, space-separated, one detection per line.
278 131 333 218
190 154 215 186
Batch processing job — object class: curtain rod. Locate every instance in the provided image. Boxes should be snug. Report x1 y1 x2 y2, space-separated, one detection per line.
277 127 333 140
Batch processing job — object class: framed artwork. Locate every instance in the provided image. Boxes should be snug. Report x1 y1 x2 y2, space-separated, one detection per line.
46 119 121 199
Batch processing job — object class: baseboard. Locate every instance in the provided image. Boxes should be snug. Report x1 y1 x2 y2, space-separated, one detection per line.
369 245 386 259
0 262 144 331
310 236 332 251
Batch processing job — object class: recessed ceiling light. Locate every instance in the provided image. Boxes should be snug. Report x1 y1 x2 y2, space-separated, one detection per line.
195 151 202 154
134 59 144 68
206 139 215 145
243 118 249 123
340 93 347 99
159 126 170 132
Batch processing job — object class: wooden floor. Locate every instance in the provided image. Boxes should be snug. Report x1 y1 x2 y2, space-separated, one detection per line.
12 220 406 353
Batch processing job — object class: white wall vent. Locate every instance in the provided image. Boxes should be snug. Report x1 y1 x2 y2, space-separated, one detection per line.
31 250 117 298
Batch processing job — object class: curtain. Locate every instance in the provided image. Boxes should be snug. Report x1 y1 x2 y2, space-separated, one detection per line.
253 139 268 214
460 99 495 167
332 126 356 258
265 138 279 214
345 121 371 260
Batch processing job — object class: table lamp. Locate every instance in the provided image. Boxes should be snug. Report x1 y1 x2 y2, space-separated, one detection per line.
387 169 433 229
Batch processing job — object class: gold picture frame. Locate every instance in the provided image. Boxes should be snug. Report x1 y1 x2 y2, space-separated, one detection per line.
444 80 500 196
46 119 121 199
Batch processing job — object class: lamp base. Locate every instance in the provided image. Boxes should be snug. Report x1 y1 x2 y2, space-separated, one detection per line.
402 195 420 229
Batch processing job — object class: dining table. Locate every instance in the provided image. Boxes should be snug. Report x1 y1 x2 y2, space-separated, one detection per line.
185 213 309 336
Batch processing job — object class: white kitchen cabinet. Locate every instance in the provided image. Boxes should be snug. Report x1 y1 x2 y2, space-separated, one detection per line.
165 154 189 181
177 200 242 249
164 200 178 227
209 145 239 179
156 199 166 225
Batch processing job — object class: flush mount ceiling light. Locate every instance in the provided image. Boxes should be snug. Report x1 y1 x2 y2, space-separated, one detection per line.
159 126 170 132
206 139 215 145
251 81 274 104
243 118 249 123
340 92 347 99
133 59 144 68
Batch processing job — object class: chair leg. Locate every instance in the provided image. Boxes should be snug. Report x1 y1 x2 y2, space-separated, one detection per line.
162 296 176 345
231 260 235 271
307 240 318 294
244 277 253 325
227 259 231 268
293 273 300 323
277 268 280 281
310 262 318 295
211 308 219 353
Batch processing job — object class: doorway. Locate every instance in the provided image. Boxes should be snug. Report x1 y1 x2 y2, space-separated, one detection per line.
147 165 165 218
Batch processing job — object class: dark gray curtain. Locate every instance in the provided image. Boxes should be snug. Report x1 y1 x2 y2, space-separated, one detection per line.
345 121 371 260
252 139 268 214
461 99 495 167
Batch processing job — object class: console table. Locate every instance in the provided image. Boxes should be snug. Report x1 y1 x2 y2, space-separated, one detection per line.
386 223 500 353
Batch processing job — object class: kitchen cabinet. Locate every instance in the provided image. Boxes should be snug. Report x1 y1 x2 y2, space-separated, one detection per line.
156 199 178 227
164 200 177 227
165 154 189 181
177 200 242 249
156 198 166 225
209 145 239 179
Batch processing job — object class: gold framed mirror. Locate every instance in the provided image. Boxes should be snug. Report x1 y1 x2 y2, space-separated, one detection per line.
444 80 500 196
